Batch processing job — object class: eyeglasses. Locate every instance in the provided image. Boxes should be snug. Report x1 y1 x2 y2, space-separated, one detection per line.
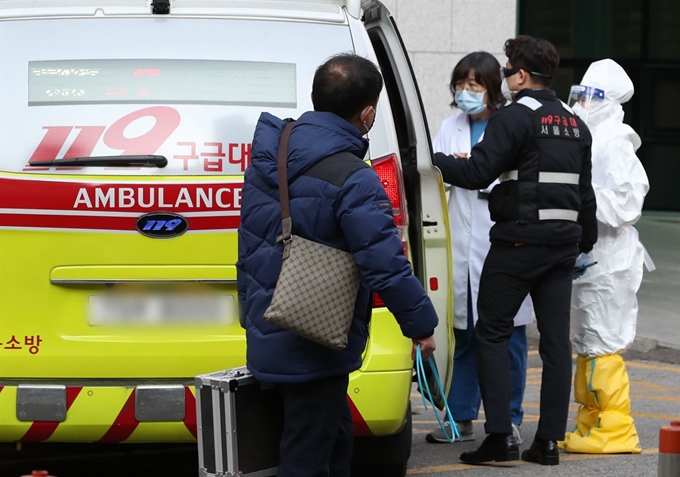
501 67 553 80
453 81 486 93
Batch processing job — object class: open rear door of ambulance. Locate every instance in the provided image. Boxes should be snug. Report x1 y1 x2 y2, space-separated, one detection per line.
362 1 454 391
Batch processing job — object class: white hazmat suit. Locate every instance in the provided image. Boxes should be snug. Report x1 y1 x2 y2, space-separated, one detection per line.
564 59 653 454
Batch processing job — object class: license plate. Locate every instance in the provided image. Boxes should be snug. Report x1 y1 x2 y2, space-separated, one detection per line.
88 294 234 326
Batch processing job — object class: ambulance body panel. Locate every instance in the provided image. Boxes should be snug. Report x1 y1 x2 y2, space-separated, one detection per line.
0 1 452 473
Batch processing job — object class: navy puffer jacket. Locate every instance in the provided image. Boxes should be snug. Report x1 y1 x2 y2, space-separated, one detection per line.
237 111 438 384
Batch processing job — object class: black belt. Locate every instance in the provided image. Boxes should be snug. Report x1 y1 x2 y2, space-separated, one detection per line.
478 191 490 201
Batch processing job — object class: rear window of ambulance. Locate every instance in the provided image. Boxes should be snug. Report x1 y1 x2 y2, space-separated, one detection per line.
0 17 354 175
28 59 297 108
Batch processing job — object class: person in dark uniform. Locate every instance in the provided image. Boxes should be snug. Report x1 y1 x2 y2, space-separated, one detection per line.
434 35 597 466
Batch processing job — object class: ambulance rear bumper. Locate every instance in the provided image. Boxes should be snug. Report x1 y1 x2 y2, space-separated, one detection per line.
0 369 412 443
0 383 198 443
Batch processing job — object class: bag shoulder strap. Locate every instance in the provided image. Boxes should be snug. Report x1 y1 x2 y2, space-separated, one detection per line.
276 123 367 255
277 121 295 256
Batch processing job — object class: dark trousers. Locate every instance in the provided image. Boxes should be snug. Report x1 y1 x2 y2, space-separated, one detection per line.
476 242 578 441
276 374 353 477
447 281 527 425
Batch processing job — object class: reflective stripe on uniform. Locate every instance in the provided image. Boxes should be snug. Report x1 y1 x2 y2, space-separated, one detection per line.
561 101 575 115
517 96 543 111
499 170 579 185
500 170 518 181
538 172 580 184
539 209 579 221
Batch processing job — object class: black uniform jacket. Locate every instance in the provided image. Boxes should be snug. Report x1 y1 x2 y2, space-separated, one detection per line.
434 89 597 253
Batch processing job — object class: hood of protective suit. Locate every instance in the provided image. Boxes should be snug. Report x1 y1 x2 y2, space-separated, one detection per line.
579 59 634 128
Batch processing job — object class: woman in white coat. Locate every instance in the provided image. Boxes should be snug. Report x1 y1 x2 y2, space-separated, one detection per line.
426 52 534 444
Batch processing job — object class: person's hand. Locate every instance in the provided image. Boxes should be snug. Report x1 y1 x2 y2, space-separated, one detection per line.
453 152 469 159
412 335 436 361
573 252 597 280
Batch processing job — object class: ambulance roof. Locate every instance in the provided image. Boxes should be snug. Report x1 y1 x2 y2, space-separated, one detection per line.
0 0 362 22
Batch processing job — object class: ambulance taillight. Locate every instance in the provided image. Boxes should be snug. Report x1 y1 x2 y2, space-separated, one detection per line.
371 154 408 308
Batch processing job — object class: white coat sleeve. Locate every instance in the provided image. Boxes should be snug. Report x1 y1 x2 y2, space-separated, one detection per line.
593 136 650 228
433 121 453 193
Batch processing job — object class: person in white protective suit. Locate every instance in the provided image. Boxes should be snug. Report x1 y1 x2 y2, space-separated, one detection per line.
563 59 654 454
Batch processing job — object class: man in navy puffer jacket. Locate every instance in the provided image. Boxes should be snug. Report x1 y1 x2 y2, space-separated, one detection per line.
237 54 438 477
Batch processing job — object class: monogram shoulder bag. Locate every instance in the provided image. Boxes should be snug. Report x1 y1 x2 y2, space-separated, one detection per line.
263 122 362 350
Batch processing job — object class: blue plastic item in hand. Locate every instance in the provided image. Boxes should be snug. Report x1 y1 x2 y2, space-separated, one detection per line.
573 252 597 280
415 345 462 443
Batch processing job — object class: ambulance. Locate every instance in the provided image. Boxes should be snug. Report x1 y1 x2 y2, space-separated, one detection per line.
0 1 453 474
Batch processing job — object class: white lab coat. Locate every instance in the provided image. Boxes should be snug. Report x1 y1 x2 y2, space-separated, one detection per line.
570 59 653 357
434 112 534 330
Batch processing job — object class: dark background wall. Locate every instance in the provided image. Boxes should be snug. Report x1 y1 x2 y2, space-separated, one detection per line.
519 0 680 210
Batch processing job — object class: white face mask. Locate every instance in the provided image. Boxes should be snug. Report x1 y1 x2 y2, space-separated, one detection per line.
501 78 517 102
360 106 376 135
455 90 487 115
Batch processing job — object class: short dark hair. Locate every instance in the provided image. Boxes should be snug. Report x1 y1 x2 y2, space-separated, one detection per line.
312 53 383 121
449 51 504 109
504 35 560 87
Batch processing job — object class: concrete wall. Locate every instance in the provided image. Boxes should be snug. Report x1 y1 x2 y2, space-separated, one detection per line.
379 0 517 138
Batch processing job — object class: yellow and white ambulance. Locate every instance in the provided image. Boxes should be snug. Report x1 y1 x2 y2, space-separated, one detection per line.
0 1 453 474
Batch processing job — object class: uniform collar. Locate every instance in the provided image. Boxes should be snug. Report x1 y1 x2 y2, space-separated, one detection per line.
516 89 557 102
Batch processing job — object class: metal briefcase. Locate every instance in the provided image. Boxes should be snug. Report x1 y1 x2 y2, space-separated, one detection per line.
195 366 283 477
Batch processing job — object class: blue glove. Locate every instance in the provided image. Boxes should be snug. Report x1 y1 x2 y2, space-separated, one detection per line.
573 252 597 280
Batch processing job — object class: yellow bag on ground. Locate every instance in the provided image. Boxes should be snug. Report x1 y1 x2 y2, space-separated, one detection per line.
563 354 642 454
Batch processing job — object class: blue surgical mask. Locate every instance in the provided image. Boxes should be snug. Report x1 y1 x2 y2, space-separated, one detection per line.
455 89 487 115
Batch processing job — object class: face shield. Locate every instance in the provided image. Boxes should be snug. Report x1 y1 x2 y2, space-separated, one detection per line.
568 85 605 124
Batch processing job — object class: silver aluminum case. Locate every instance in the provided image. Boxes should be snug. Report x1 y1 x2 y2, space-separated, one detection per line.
195 366 280 477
